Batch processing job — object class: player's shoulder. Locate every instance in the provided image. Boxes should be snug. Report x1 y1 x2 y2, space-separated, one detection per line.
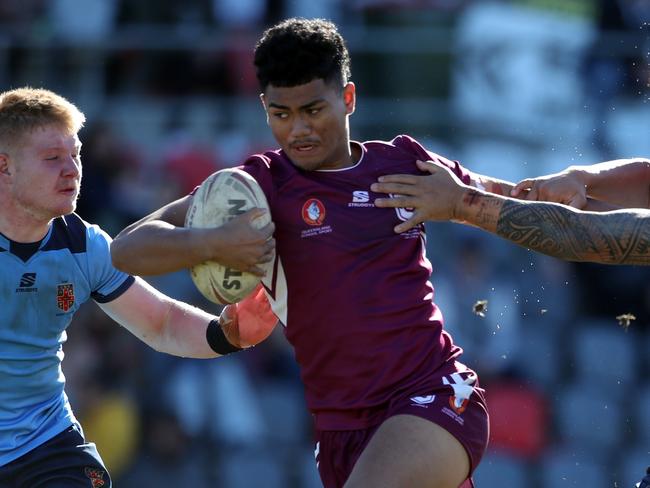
362 134 427 155
362 134 458 169
42 213 90 254
241 148 286 169
242 151 272 169
360 135 431 172
43 214 111 255
241 148 296 186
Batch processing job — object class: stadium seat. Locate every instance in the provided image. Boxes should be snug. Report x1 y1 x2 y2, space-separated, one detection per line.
486 380 549 458
540 447 610 488
256 380 310 446
635 385 650 444
618 444 650 488
644 331 650 372
554 381 624 453
459 140 531 183
218 448 287 488
609 104 650 157
107 99 169 151
572 322 637 400
516 325 563 389
472 452 531 487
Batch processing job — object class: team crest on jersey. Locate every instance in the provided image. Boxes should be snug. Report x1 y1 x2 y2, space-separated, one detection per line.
302 198 326 226
84 467 106 487
448 396 470 415
56 283 75 312
443 372 477 416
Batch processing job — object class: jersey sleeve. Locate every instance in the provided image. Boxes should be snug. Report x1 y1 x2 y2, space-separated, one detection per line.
238 154 276 206
392 134 471 185
86 225 135 303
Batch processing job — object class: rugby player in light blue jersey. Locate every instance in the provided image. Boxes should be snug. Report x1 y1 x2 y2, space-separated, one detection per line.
0 87 277 487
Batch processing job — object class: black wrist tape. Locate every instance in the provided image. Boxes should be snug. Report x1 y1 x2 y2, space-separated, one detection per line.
206 319 242 355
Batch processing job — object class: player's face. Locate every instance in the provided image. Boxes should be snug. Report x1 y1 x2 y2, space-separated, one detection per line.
8 125 82 221
261 79 356 171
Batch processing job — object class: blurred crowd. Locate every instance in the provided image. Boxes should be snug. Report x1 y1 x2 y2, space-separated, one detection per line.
1 0 649 486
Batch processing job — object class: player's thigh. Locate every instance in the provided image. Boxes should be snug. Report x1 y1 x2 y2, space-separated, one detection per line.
343 414 469 488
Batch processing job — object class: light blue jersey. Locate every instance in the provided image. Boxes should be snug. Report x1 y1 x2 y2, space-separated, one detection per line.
0 214 134 466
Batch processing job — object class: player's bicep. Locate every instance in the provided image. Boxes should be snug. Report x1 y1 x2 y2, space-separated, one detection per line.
135 195 193 229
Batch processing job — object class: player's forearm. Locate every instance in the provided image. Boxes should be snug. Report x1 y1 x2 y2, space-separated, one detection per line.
453 188 503 233
456 188 650 265
111 222 215 275
577 159 650 208
471 172 516 196
101 279 221 358
158 300 219 358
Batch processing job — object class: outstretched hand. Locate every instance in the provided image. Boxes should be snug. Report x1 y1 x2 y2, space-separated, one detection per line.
510 170 587 209
372 159 468 233
209 208 276 277
220 284 278 348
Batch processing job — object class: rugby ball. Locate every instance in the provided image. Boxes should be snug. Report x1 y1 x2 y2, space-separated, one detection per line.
185 168 273 304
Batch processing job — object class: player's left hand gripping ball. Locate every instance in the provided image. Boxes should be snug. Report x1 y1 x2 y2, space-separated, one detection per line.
220 284 277 348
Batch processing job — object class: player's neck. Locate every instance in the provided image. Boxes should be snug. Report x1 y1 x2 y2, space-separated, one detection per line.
350 142 362 165
329 142 361 170
0 204 52 243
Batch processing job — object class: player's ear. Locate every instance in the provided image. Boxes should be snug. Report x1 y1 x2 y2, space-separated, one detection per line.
259 93 270 125
343 82 356 115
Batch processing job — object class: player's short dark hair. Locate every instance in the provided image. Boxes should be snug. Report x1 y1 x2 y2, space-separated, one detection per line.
254 18 351 92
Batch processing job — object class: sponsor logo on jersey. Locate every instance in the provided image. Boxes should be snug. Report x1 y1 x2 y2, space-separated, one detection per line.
84 467 106 487
353 191 369 202
56 283 75 312
19 273 36 287
16 272 38 293
348 190 374 208
410 394 436 407
302 198 326 226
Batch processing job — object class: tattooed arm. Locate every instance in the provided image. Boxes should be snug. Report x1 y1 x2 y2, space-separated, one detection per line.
372 160 650 265
463 192 650 265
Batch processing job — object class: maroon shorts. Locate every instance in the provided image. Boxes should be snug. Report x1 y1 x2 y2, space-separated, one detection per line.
313 372 489 488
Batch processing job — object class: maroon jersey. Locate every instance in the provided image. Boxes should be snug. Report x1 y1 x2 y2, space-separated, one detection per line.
242 135 473 430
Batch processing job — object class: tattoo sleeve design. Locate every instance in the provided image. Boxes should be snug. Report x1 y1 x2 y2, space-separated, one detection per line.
495 200 650 265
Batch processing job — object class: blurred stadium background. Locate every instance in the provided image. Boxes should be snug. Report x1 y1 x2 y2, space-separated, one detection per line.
2 0 649 486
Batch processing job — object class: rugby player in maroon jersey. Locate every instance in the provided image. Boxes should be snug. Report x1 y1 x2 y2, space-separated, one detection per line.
110 18 539 488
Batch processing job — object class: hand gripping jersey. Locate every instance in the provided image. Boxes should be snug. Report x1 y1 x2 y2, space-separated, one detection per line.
243 135 473 430
0 214 134 466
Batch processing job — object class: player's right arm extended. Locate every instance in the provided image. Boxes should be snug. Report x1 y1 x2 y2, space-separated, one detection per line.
111 196 274 276
511 158 650 210
99 278 277 357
